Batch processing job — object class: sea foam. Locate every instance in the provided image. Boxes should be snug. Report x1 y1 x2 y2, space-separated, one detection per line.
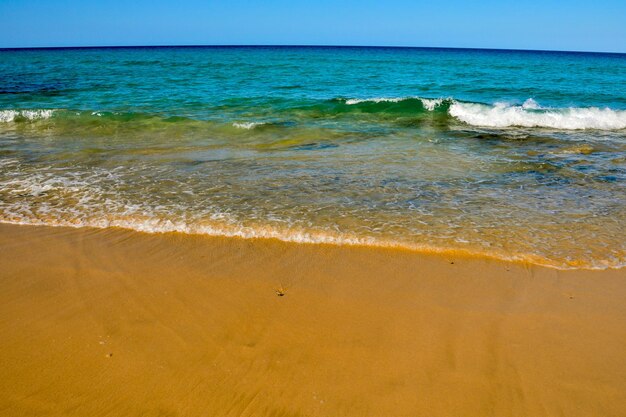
449 100 626 130
345 97 405 105
233 121 265 129
0 109 55 123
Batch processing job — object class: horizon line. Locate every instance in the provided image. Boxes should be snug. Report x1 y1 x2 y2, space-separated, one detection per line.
1 44 625 56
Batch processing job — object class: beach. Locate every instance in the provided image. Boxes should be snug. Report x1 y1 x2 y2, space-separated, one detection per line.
1 45 625 416
1 222 625 417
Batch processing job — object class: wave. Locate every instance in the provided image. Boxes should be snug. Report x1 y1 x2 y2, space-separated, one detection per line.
449 99 626 130
0 109 55 122
325 97 452 115
344 96 446 111
338 97 626 129
322 97 626 130
232 121 265 129
0 155 620 271
2 97 626 131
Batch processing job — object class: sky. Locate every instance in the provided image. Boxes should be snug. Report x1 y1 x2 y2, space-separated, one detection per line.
0 0 625 53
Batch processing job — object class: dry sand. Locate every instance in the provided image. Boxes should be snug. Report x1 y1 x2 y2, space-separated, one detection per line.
0 223 625 417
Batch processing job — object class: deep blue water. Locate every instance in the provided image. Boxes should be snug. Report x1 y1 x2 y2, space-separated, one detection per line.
2 46 626 114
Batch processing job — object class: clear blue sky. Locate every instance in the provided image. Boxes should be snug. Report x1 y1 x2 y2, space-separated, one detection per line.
1 0 625 52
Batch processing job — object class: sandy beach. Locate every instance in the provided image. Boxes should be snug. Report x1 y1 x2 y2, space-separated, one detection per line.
0 223 624 416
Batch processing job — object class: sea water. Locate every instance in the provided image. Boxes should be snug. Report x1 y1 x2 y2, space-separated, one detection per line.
1 46 625 268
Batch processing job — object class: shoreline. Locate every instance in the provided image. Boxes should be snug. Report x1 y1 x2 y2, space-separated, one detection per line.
0 220 617 271
1 222 625 416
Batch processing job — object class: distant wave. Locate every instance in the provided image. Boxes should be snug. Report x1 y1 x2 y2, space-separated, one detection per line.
0 109 55 122
0 109 271 131
328 97 452 114
343 96 446 111
345 97 405 105
232 121 265 129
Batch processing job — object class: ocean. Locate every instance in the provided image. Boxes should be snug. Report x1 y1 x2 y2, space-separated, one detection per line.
0 46 625 268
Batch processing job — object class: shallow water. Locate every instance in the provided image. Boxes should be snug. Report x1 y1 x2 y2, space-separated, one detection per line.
1 46 625 268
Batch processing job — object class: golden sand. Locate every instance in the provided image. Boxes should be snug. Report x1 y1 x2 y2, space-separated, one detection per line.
0 223 625 416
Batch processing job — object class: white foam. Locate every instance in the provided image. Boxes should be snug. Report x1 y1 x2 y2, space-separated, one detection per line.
521 98 542 110
0 109 55 123
449 101 626 130
345 97 404 105
421 98 444 111
233 121 265 129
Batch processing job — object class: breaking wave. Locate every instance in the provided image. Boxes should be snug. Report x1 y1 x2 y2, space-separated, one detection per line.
232 121 266 129
2 97 626 130
343 96 446 111
449 99 626 130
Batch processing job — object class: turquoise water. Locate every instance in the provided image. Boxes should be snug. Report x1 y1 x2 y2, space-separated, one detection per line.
1 46 625 268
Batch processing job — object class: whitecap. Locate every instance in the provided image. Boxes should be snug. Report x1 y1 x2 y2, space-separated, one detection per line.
0 109 55 123
345 97 404 105
233 121 265 129
449 100 626 130
421 98 444 111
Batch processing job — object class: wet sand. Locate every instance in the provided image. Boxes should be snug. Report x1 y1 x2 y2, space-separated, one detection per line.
0 223 625 417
